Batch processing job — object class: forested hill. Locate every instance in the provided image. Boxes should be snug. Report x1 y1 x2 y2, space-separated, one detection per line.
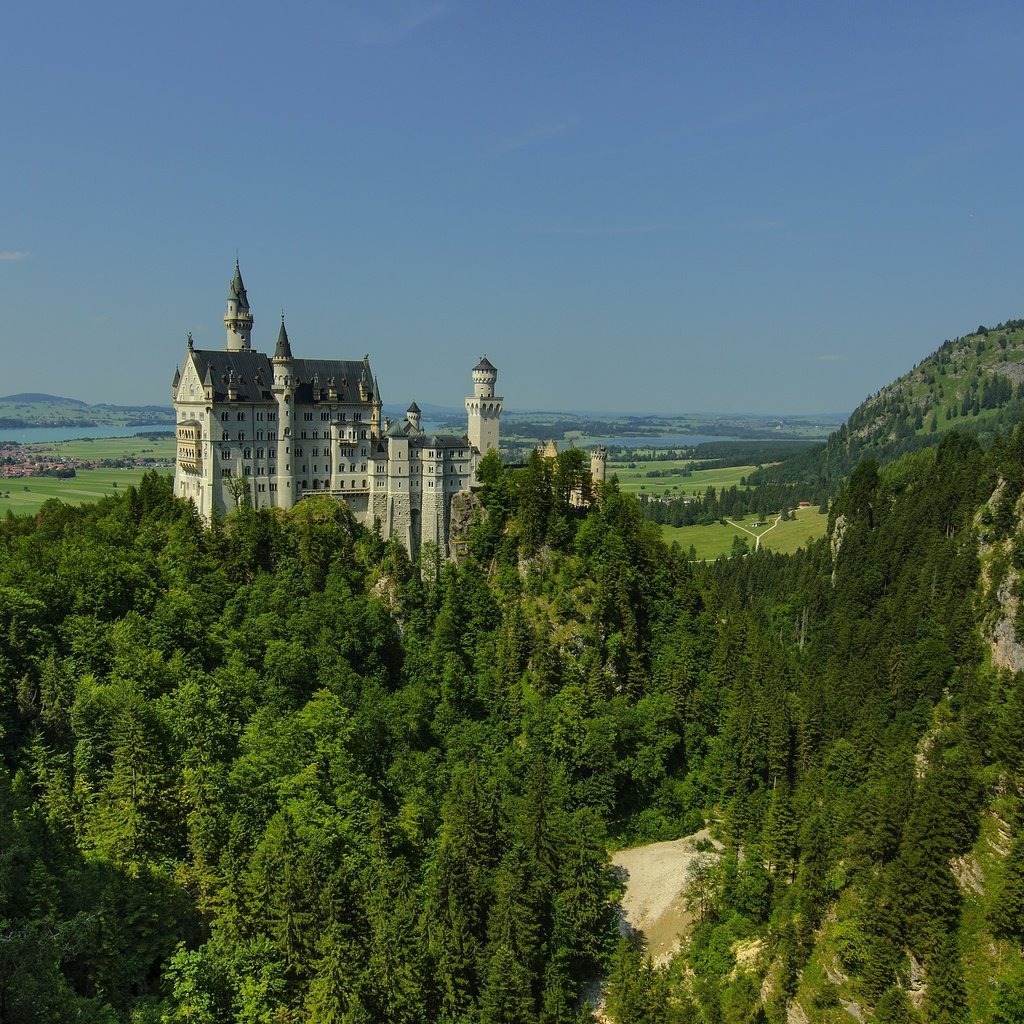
3 441 1024 1020
751 318 1024 491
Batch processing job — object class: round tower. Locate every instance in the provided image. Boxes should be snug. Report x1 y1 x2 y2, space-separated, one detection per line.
224 260 254 351
590 446 608 486
466 356 503 453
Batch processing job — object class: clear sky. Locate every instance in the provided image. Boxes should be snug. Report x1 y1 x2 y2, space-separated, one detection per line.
3 1 1023 415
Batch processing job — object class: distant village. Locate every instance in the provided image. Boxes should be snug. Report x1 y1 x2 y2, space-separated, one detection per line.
0 442 172 480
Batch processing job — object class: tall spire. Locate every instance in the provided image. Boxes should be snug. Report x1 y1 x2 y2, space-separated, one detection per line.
224 259 254 351
274 312 293 360
227 259 249 311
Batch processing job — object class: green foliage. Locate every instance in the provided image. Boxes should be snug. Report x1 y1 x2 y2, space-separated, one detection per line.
1 418 1023 1021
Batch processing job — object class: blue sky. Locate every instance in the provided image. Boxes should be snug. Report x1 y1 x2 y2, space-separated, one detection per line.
3 1 1023 415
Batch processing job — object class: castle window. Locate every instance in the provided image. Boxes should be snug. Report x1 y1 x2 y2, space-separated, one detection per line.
270 483 277 492
354 413 362 421
321 412 329 421
268 411 277 421
257 448 264 459
360 430 367 439
222 431 229 441
221 412 229 421
221 447 231 458
258 483 265 492
362 479 366 488
284 427 290 437
237 412 245 421
313 448 319 457
243 448 251 459
339 480 344 488
221 468 232 478
361 448 366 456
244 466 251 476
257 411 264 421
301 431 307 439
304 412 313 421
313 431 319 439
361 463 366 472
337 412 346 421
237 432 245 441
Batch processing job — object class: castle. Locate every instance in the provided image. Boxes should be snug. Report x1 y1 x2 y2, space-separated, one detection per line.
172 262 505 555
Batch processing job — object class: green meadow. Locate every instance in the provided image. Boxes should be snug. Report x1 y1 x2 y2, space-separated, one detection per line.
661 506 828 560
609 459 754 496
0 468 174 516
0 436 175 516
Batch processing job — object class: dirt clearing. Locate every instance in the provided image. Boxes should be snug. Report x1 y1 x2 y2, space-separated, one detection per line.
611 829 721 965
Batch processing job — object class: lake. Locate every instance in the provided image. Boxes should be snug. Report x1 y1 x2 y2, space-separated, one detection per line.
0 423 173 444
574 433 740 448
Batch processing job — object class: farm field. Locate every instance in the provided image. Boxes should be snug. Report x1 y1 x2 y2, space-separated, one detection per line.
0 467 174 516
1 435 175 516
609 459 755 496
661 506 828 560
26 436 175 461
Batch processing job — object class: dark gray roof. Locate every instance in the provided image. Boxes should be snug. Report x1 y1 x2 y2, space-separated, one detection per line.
292 358 374 404
407 400 421 414
412 433 470 450
190 349 274 402
172 367 180 388
185 346 377 405
474 356 496 372
227 261 250 311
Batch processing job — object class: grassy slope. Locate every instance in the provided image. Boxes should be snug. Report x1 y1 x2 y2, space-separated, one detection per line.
661 506 828 559
1 437 175 516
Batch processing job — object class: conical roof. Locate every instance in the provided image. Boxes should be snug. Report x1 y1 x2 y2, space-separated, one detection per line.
227 260 250 311
275 316 293 359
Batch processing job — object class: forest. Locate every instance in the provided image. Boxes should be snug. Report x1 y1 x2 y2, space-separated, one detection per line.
2 434 1024 1022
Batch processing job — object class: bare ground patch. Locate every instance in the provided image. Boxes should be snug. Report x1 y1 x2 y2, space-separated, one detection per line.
611 829 721 966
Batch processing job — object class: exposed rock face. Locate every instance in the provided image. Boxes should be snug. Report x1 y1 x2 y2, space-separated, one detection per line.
980 481 1024 671
448 489 481 559
830 513 848 585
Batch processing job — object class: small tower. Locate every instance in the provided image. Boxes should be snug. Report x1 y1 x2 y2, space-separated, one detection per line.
224 260 254 351
590 446 608 487
466 356 503 453
407 400 422 433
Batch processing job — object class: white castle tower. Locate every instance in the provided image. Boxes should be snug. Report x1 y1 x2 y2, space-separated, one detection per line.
465 356 503 453
224 260 253 351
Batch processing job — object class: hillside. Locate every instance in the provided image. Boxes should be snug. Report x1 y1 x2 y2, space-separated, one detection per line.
752 318 1024 490
0 393 174 428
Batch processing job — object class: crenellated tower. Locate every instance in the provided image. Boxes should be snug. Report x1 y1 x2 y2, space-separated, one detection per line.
465 355 503 453
590 446 608 487
224 260 254 351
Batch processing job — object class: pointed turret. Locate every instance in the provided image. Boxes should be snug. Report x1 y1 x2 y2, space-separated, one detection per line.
227 260 249 311
224 259 254 351
275 315 293 359
272 314 294 390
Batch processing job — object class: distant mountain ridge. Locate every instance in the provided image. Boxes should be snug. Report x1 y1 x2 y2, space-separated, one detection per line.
0 394 174 429
0 392 88 405
752 317 1024 490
